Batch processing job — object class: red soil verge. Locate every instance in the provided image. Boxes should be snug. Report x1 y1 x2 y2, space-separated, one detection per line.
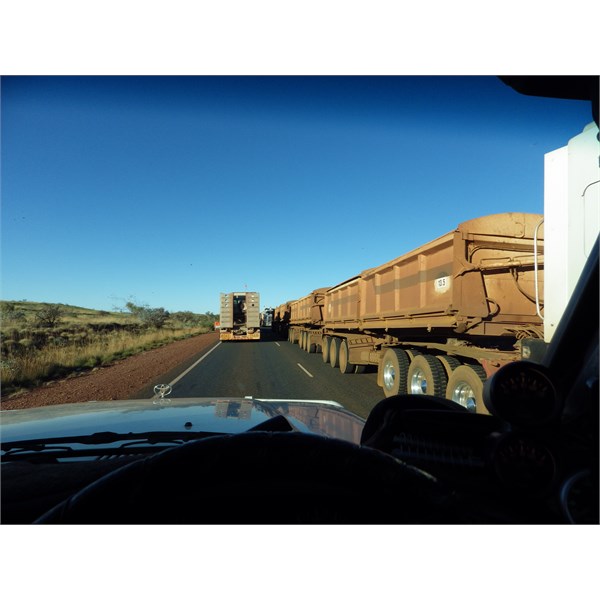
1 332 220 411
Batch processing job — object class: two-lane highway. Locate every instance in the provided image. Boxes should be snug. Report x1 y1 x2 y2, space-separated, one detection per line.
143 329 385 419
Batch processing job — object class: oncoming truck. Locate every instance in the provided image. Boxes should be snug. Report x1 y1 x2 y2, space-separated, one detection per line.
219 292 261 341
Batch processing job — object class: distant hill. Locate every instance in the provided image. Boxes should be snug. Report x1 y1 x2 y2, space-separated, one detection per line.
0 300 138 329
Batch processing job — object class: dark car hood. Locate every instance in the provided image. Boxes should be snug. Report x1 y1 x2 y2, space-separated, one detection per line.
0 397 365 445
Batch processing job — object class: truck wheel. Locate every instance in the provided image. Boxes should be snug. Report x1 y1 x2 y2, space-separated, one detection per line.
405 349 422 361
445 365 487 413
307 335 316 353
300 331 306 350
438 355 461 379
380 349 410 397
407 355 448 397
322 336 331 363
339 340 354 374
354 365 367 374
329 337 341 368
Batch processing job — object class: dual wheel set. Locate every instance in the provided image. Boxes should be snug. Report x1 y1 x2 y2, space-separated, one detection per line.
289 328 487 413
289 329 361 373
378 347 487 413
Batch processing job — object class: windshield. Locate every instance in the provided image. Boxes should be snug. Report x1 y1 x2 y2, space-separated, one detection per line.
1 75 594 414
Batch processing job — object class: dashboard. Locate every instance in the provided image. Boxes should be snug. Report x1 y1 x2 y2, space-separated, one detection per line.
360 358 598 524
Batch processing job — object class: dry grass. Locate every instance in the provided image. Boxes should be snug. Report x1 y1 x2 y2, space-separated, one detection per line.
1 301 137 332
1 326 210 392
1 301 216 393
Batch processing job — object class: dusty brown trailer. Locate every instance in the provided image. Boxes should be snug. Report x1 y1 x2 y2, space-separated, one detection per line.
287 288 329 353
272 301 292 338
285 213 545 413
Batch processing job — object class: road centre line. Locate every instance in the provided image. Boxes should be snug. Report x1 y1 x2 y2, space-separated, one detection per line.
160 341 223 392
275 342 281 347
297 363 314 378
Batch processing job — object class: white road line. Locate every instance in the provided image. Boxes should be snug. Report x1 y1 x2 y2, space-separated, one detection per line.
275 342 281 347
154 342 222 394
297 363 314 378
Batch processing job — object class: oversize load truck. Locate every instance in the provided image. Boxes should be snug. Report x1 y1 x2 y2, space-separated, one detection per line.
274 120 600 413
219 292 261 341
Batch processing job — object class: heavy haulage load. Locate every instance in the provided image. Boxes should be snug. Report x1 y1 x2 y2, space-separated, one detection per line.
273 213 546 413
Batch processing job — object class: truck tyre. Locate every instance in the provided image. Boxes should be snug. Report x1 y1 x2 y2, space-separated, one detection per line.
322 336 331 363
405 349 422 361
407 354 448 397
438 355 461 379
380 349 410 397
339 340 354 374
300 331 306 350
307 334 316 353
329 337 341 368
354 365 367 374
445 364 487 413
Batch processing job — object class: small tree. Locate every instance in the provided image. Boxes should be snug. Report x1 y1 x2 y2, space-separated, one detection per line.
143 307 170 328
35 304 63 328
170 311 198 326
125 302 169 329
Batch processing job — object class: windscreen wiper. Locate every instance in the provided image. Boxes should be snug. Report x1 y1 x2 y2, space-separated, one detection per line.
2 416 299 462
1 430 223 461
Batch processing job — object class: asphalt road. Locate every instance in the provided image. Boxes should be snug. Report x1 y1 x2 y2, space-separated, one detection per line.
147 329 386 419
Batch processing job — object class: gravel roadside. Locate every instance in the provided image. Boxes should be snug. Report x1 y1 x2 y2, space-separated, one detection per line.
1 332 220 411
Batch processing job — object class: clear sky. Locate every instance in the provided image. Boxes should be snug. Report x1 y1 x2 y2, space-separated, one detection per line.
1 76 593 314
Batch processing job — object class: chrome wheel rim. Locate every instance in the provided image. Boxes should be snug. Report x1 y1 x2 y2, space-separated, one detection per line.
451 382 477 412
383 362 395 390
410 368 427 394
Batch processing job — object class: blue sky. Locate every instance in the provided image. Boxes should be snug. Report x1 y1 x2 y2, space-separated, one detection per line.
1 76 593 314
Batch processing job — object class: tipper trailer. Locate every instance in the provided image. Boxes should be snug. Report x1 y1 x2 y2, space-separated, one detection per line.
274 122 599 413
219 292 261 341
279 213 544 413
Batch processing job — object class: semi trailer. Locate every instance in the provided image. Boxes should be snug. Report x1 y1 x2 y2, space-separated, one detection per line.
273 122 600 413
219 292 261 341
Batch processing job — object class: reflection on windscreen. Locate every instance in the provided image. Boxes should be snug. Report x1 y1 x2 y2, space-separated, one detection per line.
214 400 253 420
